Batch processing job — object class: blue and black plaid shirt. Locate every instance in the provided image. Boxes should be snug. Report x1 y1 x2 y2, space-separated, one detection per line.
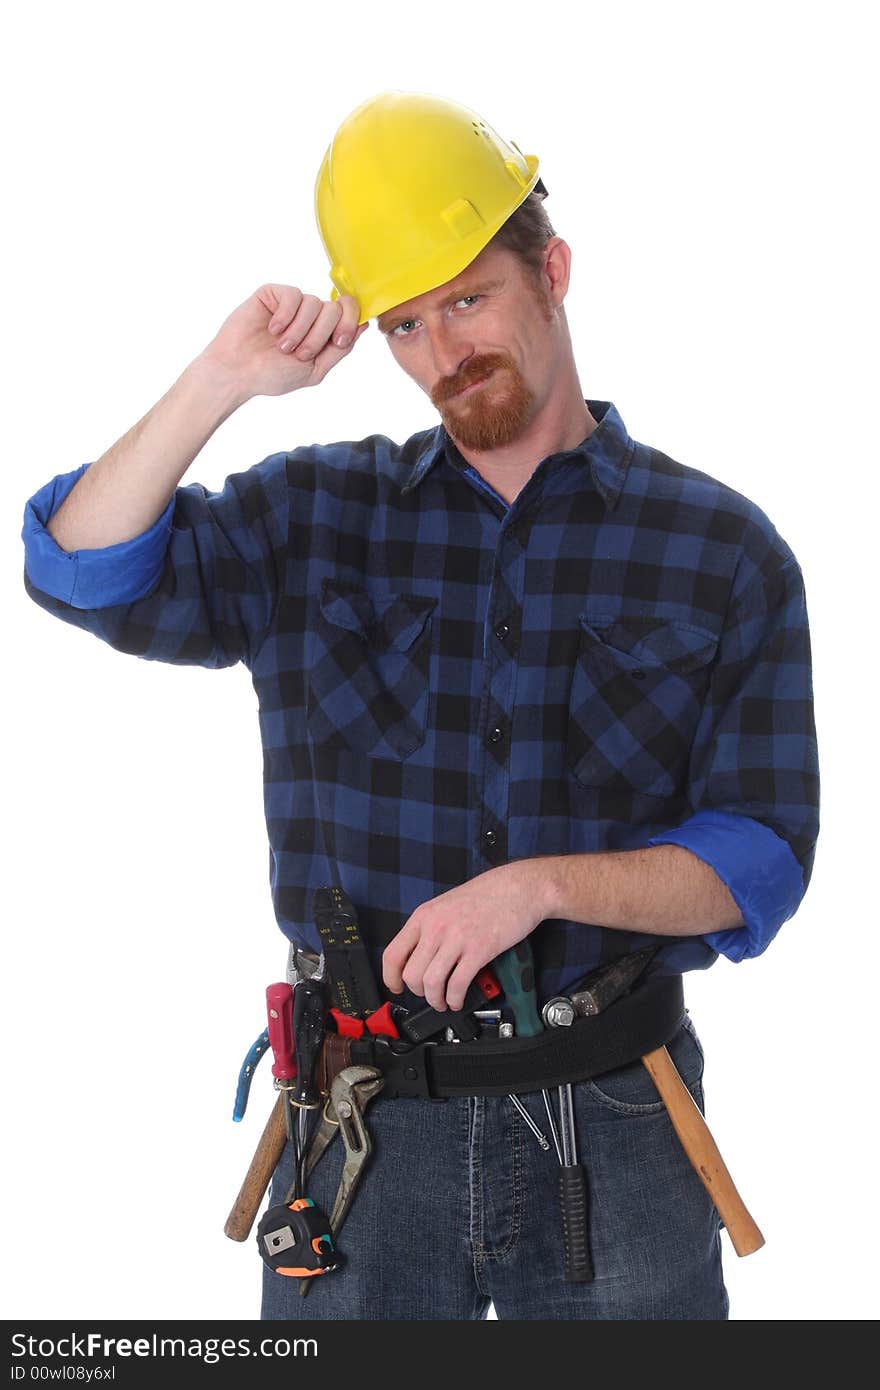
22 399 819 1007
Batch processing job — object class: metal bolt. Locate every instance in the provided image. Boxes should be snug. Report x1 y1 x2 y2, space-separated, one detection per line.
542 997 575 1028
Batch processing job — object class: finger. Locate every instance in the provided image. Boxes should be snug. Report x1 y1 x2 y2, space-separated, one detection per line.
332 295 362 347
265 287 303 334
382 923 420 994
445 957 482 1013
291 300 344 360
401 932 447 1003
422 947 463 1013
311 319 369 377
277 295 324 353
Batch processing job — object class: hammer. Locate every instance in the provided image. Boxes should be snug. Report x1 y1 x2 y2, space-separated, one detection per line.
543 948 765 1258
225 1093 288 1242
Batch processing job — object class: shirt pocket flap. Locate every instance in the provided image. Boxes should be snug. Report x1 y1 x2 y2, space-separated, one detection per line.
319 580 437 653
568 616 721 797
580 615 719 675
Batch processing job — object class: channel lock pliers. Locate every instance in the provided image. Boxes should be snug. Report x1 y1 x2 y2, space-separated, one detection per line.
297 1064 384 1298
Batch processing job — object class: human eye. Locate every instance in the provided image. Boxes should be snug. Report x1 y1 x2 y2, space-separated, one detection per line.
455 295 480 308
391 318 419 338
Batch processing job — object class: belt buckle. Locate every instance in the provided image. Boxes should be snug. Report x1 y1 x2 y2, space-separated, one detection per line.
366 1036 446 1102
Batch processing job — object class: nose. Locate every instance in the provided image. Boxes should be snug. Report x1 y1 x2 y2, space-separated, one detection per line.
427 319 475 382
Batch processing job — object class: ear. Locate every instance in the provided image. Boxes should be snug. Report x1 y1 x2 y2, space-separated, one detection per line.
541 238 572 308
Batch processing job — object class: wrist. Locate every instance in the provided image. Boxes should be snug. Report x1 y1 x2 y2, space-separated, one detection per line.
187 351 253 414
508 855 568 921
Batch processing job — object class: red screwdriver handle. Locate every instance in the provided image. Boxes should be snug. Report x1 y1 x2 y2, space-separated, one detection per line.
266 982 296 1080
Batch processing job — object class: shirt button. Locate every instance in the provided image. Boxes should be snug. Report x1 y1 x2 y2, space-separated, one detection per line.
495 623 510 642
484 829 497 848
489 726 504 744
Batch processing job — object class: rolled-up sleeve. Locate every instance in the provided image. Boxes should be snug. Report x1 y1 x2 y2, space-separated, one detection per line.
22 451 291 671
649 553 820 962
23 463 176 608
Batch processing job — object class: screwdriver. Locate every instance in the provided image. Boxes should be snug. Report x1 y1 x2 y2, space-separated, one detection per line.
542 1000 594 1283
557 1081 592 1281
266 982 296 1143
497 941 591 1278
291 959 327 1199
493 941 542 1036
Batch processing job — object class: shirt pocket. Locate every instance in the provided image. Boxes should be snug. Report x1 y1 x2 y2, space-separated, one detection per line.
567 615 719 798
306 579 437 760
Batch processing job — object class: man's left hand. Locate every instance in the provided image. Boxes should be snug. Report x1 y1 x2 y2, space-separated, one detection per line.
382 861 550 1011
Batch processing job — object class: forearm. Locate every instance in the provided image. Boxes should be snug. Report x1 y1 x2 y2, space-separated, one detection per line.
530 845 746 937
47 353 251 551
385 844 747 1009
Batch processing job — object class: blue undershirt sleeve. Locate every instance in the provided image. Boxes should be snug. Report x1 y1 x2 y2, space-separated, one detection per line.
22 463 176 609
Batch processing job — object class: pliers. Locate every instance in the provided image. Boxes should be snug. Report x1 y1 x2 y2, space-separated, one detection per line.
298 1064 384 1298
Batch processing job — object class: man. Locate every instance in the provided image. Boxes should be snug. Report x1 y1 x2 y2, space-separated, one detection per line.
21 92 819 1320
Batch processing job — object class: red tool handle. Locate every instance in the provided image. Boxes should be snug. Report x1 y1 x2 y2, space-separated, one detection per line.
330 1001 400 1039
365 1001 399 1038
331 1007 364 1038
475 967 502 1002
266 982 296 1080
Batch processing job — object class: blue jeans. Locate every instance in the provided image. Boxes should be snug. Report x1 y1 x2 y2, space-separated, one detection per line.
261 1012 728 1320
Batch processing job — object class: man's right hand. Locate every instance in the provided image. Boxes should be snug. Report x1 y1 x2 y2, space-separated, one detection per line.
198 284 369 400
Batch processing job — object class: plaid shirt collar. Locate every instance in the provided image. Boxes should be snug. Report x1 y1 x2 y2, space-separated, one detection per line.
401 398 634 510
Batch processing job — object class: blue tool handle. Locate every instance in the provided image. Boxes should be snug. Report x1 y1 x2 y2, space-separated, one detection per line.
232 1028 270 1122
494 941 543 1036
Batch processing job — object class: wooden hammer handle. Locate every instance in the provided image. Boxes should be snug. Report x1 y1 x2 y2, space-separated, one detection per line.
642 1045 765 1257
224 1094 288 1242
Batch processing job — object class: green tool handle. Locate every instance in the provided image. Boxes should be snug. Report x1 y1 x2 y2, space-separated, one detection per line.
494 941 543 1036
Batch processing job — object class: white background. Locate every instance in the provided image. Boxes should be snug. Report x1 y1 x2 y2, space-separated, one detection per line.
2 0 876 1322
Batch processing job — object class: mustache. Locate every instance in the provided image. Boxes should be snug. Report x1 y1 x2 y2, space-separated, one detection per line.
432 353 511 405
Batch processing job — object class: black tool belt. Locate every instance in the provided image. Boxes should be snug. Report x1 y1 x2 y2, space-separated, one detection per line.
348 973 684 1099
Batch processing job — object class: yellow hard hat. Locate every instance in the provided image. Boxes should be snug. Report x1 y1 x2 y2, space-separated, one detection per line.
314 91 542 325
